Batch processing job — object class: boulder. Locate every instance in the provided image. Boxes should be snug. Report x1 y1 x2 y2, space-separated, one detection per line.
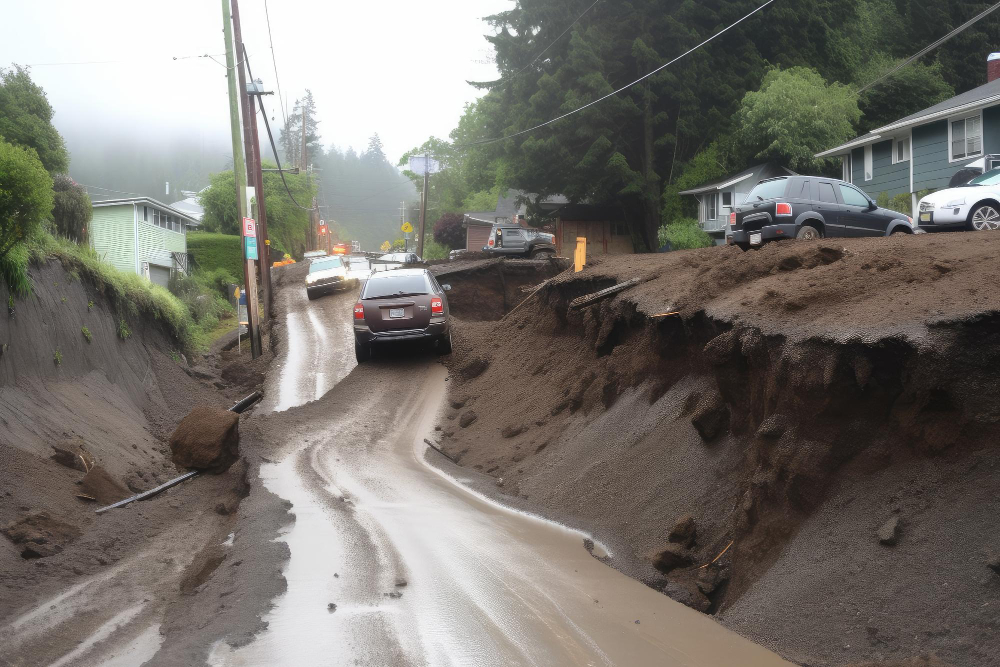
458 411 478 428
2 512 81 559
668 515 697 548
169 407 240 474
878 516 901 546
79 466 130 504
696 565 730 596
650 543 693 574
691 391 729 442
501 424 526 438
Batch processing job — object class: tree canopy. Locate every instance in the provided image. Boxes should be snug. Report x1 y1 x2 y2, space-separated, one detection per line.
0 138 53 261
0 65 68 174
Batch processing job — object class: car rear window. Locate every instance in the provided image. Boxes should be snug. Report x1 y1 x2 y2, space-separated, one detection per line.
309 258 343 273
363 274 431 298
747 178 788 202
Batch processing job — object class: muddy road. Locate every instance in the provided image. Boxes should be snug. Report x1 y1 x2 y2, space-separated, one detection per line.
211 279 788 666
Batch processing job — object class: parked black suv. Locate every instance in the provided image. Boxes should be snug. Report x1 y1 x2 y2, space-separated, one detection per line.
728 176 917 250
483 223 556 258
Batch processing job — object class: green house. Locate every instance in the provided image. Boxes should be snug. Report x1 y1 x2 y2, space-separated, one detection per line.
90 198 200 287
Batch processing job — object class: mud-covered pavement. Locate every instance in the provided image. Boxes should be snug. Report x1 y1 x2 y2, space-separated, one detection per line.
210 274 788 665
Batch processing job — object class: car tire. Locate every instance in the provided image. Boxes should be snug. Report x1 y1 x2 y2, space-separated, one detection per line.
967 203 1000 231
890 227 910 235
530 249 555 259
355 340 371 363
306 289 316 300
796 224 822 241
436 331 453 356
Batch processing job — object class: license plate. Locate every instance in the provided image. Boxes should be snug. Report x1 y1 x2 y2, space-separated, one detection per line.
749 233 762 245
919 212 931 222
389 308 405 319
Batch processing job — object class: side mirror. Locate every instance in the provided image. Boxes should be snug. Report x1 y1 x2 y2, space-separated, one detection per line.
868 200 878 210
442 284 452 291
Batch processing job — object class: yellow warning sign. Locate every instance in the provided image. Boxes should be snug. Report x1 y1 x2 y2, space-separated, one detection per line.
380 241 391 252
401 222 414 234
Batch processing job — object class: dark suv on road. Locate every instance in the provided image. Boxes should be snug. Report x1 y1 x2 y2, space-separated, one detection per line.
727 176 917 250
483 223 556 258
352 268 452 362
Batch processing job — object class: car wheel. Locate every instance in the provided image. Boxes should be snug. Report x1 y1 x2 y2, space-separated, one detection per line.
354 340 371 363
306 289 316 300
968 203 1000 231
796 225 822 241
436 331 453 355
890 227 910 235
530 249 555 259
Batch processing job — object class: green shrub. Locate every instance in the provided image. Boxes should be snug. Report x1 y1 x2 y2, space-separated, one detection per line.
187 232 244 278
876 191 890 208
53 349 62 365
888 192 912 215
421 238 449 261
657 218 715 250
118 318 131 340
81 326 92 343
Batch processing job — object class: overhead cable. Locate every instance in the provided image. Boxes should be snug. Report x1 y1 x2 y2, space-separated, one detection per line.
263 0 289 129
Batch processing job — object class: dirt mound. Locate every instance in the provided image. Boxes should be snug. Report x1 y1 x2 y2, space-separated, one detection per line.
78 465 129 505
2 512 81 559
430 258 568 321
169 407 240 473
439 233 1000 667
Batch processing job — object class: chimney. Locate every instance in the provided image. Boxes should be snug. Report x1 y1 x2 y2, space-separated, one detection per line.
989 53 1000 83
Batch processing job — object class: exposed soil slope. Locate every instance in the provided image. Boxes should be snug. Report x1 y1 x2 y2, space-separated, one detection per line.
437 233 1000 667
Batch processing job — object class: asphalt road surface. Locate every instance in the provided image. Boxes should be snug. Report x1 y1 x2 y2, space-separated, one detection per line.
212 283 789 666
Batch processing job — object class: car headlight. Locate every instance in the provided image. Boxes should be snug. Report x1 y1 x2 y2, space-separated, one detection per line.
945 197 966 207
919 201 935 212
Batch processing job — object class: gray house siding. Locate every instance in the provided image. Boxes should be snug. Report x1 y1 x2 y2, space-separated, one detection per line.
912 120 953 193
854 140 909 200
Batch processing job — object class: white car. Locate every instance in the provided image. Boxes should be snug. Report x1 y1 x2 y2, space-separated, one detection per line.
305 256 355 299
916 168 1000 231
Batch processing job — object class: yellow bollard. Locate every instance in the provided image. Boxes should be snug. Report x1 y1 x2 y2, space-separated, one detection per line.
574 237 587 273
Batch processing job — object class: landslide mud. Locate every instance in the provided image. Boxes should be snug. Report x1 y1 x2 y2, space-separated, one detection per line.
440 233 1000 667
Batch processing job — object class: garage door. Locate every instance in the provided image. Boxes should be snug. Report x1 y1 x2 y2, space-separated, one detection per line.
467 225 491 251
149 265 170 288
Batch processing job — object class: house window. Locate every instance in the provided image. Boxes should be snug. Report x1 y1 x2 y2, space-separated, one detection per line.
951 114 983 161
153 210 160 227
143 206 148 222
612 222 628 236
842 155 852 183
707 193 717 220
893 137 911 164
721 191 732 207
864 145 873 181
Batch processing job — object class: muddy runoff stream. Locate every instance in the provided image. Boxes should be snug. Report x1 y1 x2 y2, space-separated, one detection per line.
213 285 789 666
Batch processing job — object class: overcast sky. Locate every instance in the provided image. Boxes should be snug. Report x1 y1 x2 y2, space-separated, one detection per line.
0 0 509 165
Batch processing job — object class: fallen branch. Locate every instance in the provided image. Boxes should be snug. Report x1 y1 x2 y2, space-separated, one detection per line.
698 540 734 569
650 311 680 319
95 471 198 514
569 279 640 310
423 438 457 464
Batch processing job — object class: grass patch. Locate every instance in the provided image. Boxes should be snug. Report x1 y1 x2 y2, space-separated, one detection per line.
81 326 92 343
187 231 244 278
53 349 62 365
191 312 238 355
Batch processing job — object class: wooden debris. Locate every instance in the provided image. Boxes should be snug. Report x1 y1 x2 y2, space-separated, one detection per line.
423 438 457 464
569 279 641 310
650 311 680 319
75 494 97 502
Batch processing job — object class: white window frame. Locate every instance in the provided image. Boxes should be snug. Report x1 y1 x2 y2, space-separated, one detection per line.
948 111 983 163
706 192 717 220
892 137 911 164
721 191 732 208
864 145 873 181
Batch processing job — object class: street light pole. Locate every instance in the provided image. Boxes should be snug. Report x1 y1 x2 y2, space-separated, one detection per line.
417 152 429 258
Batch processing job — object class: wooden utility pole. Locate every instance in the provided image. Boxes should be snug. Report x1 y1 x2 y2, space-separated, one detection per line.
417 152 429 258
222 0 260 358
230 0 269 325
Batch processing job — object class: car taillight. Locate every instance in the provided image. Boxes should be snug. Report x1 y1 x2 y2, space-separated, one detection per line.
729 212 736 226
776 202 792 216
354 303 365 320
488 238 495 247
431 297 443 315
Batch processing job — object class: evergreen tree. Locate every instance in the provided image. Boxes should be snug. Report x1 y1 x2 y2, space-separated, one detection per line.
279 90 322 168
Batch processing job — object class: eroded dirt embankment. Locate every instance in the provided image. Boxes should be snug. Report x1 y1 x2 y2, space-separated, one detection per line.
438 233 1000 667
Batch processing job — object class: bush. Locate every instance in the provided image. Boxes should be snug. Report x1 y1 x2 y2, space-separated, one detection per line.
876 191 890 209
889 192 913 215
433 213 465 249
168 271 234 327
421 238 450 261
187 232 244 278
657 218 715 250
52 174 92 243
0 138 53 287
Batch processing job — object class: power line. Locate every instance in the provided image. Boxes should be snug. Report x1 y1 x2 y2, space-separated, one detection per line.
454 0 778 149
25 53 224 67
263 0 289 129
506 0 601 80
856 0 1000 95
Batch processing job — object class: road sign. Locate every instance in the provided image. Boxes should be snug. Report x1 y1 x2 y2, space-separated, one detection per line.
245 236 259 260
408 156 442 175
401 222 414 234
242 217 256 237
318 224 328 236
380 241 391 252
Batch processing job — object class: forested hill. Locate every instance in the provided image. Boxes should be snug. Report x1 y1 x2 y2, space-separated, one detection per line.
399 0 1000 250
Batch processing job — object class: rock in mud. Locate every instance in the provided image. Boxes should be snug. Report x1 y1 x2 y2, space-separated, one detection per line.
458 410 478 428
500 424 525 438
696 565 730 595
755 414 788 440
459 357 489 380
987 555 1000 575
690 391 729 442
78 466 129 505
2 512 81 559
668 515 697 548
878 516 902 546
650 543 693 574
50 440 93 471
662 575 711 613
169 406 240 474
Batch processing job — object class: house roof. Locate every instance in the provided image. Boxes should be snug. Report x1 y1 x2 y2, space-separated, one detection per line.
463 191 569 225
170 196 205 222
678 163 795 195
92 197 202 226
817 77 1000 157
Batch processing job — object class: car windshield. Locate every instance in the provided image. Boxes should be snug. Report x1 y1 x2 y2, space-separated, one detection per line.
746 178 788 202
378 253 405 261
363 274 431 298
308 258 343 273
967 168 1000 186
